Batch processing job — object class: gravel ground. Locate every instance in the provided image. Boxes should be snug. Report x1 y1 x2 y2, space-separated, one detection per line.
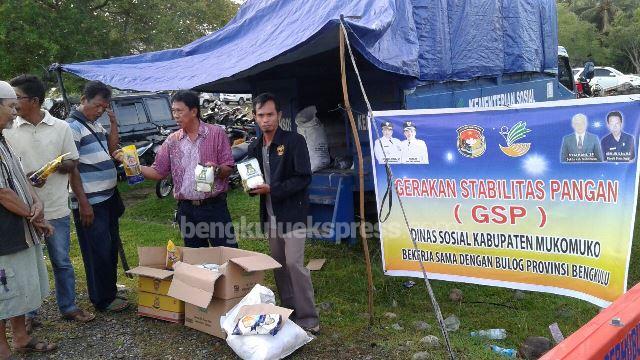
14 288 239 360
8 188 389 360
12 288 387 360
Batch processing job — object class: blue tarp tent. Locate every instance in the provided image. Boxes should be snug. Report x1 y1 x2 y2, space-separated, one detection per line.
60 0 558 92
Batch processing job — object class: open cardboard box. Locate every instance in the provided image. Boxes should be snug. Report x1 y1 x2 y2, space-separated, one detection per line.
168 247 281 302
184 298 241 338
167 247 281 337
126 246 178 284
235 303 294 323
126 247 185 323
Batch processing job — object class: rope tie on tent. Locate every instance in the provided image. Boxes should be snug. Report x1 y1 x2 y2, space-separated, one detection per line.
339 17 456 360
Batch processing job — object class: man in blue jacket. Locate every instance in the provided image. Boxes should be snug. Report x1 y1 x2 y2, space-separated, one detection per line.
247 93 319 333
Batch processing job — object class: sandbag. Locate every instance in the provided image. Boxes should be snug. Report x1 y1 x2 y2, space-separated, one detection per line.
295 106 330 172
220 284 314 360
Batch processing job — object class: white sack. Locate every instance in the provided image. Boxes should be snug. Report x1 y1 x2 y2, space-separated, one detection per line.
295 105 330 172
220 284 314 360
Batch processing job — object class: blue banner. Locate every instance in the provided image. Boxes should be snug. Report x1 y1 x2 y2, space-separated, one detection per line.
370 96 640 306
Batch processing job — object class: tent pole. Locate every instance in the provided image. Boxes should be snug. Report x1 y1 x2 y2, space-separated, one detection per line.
339 26 375 326
53 66 70 115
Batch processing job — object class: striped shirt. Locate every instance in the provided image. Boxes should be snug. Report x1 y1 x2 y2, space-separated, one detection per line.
67 110 117 208
0 134 41 250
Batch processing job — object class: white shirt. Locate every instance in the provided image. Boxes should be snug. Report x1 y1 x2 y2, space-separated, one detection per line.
4 111 80 220
373 137 402 164
575 133 585 147
400 138 429 164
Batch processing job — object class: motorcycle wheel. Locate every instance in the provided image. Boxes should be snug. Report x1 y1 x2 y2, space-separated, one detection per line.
156 176 174 198
229 175 241 189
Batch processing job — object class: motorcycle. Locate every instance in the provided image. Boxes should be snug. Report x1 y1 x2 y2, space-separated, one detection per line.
151 127 174 198
117 127 175 198
222 122 257 189
202 100 252 127
229 140 253 189
576 61 602 98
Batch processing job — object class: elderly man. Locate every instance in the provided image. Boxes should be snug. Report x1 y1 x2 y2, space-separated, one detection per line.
560 113 603 162
118 90 237 248
67 81 128 312
0 81 56 359
4 75 94 327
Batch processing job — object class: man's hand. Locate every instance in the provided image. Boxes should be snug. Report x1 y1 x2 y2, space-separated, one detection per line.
57 159 76 174
34 219 55 237
106 108 117 124
249 184 271 195
29 200 44 224
204 162 219 176
112 149 124 163
26 171 46 188
79 201 95 227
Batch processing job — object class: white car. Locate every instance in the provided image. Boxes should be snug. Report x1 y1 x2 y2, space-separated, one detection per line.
199 92 218 107
573 66 640 90
220 93 252 105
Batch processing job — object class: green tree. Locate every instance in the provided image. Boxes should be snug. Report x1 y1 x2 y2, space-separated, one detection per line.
607 9 640 73
557 4 609 66
580 0 621 32
0 0 238 83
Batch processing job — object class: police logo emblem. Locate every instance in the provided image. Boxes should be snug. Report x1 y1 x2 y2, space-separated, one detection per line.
457 125 486 158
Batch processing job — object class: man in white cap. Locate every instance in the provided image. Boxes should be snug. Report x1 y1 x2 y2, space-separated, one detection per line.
0 80 57 358
373 121 402 164
400 121 429 164
4 75 93 328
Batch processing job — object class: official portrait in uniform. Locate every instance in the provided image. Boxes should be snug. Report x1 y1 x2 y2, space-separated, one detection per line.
400 121 429 164
601 111 635 162
373 121 402 164
560 113 603 163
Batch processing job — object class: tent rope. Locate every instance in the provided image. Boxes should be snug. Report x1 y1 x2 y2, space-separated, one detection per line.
339 16 456 360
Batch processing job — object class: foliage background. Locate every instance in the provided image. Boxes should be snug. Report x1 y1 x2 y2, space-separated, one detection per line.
1 1 640 88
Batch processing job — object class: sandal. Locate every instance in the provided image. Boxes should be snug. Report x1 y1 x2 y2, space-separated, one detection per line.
104 298 129 313
303 325 320 335
62 309 96 323
14 338 57 353
24 317 42 334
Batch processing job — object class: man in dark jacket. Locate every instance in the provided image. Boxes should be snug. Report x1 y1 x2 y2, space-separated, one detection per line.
247 93 319 333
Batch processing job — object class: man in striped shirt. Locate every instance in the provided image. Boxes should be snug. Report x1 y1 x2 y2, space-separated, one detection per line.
67 81 128 312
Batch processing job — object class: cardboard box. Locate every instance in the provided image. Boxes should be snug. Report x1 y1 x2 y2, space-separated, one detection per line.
126 247 186 322
234 303 294 323
138 291 185 313
126 247 179 284
184 298 241 338
137 292 185 323
138 276 172 295
168 246 281 301
138 305 184 323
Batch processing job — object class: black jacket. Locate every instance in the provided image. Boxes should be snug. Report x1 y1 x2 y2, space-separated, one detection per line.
248 127 311 228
